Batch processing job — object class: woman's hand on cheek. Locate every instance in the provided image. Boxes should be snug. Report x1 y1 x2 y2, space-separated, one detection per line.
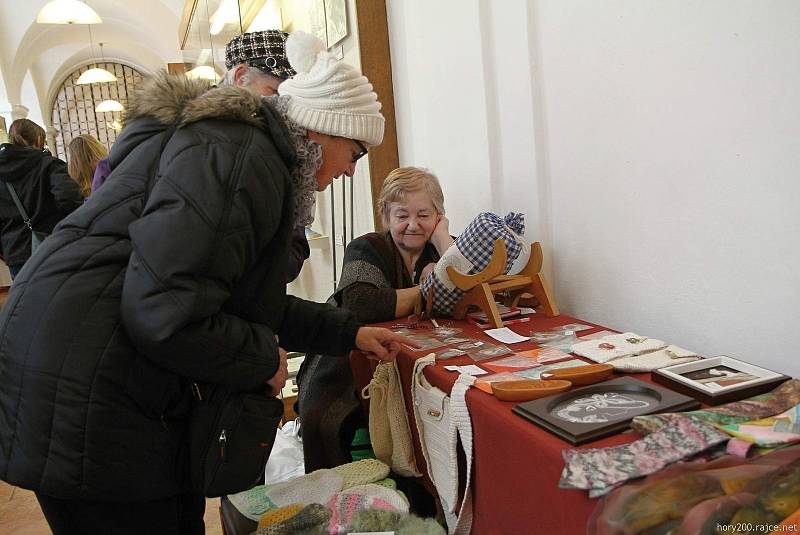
431 215 454 255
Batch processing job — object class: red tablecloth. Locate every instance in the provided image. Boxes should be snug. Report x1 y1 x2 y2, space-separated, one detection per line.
350 314 660 535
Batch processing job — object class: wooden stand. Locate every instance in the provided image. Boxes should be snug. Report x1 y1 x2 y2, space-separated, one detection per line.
446 240 559 329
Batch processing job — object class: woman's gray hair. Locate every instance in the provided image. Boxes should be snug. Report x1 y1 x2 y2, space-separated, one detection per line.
220 65 283 88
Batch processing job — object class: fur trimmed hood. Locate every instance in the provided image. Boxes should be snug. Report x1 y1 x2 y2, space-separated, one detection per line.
125 71 262 128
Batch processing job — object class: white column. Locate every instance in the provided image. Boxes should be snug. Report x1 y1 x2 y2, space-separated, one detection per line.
46 126 58 155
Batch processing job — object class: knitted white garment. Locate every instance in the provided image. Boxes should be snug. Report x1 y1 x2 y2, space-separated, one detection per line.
570 332 667 363
609 345 701 372
333 483 410 513
227 469 344 521
267 469 343 509
278 31 384 145
412 355 458 513
361 361 421 477
412 354 475 535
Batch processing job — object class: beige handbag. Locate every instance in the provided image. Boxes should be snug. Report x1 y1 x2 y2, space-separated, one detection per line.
361 361 421 477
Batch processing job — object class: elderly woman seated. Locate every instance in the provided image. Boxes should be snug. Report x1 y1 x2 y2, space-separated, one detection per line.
298 166 453 471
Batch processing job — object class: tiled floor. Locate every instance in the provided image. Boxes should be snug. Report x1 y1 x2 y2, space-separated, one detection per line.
0 481 223 534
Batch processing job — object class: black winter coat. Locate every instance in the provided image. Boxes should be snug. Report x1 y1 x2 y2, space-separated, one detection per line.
0 144 83 266
0 74 360 501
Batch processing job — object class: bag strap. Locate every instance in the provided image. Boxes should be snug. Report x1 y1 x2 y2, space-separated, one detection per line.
5 182 34 231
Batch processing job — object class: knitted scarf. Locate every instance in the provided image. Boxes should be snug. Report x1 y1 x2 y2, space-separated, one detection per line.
263 95 322 227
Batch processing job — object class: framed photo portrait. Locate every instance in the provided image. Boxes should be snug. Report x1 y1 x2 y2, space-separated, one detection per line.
652 356 790 405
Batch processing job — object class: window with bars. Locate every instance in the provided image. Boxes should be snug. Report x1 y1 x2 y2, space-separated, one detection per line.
50 63 143 160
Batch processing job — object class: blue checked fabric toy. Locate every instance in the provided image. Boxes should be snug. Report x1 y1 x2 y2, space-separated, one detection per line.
420 212 525 316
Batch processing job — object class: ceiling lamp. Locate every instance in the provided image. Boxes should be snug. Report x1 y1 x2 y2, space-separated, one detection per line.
77 42 116 85
37 0 102 24
77 67 116 84
186 65 220 82
95 100 124 113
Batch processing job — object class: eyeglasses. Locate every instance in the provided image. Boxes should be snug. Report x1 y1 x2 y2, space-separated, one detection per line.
352 140 368 163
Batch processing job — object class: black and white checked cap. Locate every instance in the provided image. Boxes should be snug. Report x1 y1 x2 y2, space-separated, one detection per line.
224 30 296 79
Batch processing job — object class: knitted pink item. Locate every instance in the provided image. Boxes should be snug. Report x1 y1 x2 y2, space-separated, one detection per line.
326 484 407 534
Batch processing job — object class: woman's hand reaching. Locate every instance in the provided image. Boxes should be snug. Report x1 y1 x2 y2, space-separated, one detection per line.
355 326 420 363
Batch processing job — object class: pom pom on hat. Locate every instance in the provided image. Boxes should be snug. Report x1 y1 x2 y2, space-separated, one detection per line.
279 31 385 146
285 31 326 74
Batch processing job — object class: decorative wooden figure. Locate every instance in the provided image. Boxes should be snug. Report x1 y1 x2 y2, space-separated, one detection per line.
447 240 559 328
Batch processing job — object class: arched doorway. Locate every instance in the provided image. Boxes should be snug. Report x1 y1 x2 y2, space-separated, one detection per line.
50 62 143 160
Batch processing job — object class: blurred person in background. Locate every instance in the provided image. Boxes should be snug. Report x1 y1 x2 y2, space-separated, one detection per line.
0 118 83 278
67 134 108 198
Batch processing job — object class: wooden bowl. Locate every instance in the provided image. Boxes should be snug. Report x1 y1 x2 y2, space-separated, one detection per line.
540 363 614 386
492 379 572 402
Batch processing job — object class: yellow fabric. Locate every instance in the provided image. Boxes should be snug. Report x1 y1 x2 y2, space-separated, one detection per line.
257 503 304 529
361 362 421 477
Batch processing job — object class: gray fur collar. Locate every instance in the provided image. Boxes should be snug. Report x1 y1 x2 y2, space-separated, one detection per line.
125 71 262 128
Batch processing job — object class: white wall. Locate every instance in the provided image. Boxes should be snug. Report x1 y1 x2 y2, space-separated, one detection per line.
283 0 379 303
387 0 800 377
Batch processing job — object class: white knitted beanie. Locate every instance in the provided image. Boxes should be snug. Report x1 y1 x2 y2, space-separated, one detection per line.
278 31 385 146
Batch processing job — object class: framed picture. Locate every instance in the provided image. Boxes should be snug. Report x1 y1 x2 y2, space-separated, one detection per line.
324 0 348 48
652 356 790 405
512 376 699 445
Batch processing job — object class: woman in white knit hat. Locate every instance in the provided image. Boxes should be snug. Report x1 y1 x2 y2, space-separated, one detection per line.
0 31 413 534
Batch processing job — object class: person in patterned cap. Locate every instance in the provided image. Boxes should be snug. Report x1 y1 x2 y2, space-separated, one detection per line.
223 29 296 97
224 29 310 281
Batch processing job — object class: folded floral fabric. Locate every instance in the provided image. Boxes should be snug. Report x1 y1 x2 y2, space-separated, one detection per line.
633 379 800 436
718 404 800 457
570 332 666 363
608 344 701 372
589 444 800 535
560 414 729 496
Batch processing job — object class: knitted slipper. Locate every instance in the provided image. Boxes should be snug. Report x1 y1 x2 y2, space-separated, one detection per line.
254 503 331 535
333 458 390 489
257 503 304 530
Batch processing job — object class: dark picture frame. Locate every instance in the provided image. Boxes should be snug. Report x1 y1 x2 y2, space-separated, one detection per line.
652 355 790 405
512 376 699 445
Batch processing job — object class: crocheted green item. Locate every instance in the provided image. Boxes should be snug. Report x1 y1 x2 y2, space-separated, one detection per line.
351 508 446 535
333 458 390 489
373 477 397 490
253 503 331 535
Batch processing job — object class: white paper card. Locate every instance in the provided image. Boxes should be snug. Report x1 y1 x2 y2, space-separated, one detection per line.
484 327 531 344
518 307 536 315
444 365 488 376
